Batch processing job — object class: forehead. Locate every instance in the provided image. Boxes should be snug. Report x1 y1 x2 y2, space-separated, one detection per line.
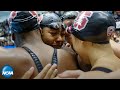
44 23 65 31
50 27 65 32
44 27 65 32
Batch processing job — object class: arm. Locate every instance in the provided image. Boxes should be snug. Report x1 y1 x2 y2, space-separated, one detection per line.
101 69 120 79
55 69 120 79
77 57 120 79
56 55 120 79
78 69 120 79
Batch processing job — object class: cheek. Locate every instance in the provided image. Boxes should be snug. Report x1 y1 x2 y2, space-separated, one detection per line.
61 36 65 41
42 33 54 44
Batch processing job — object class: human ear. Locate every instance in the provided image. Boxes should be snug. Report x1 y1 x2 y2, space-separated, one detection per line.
107 26 115 37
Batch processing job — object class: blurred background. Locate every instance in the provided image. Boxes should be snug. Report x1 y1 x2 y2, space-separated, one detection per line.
0 11 119 48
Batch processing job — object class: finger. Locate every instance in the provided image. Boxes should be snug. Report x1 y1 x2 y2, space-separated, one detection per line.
34 64 51 79
66 43 71 47
21 67 34 79
50 69 58 79
53 76 76 79
61 78 77 79
44 64 57 79
53 76 63 79
58 70 82 78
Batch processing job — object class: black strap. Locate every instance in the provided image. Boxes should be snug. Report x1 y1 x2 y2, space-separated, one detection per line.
22 46 43 73
91 67 113 73
94 41 109 44
51 48 58 65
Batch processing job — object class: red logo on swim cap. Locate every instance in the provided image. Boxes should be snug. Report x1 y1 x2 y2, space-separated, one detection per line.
29 11 38 17
73 11 93 31
29 11 41 24
38 15 43 24
8 11 17 25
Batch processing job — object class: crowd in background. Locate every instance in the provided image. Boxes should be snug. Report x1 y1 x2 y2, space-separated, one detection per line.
0 11 120 47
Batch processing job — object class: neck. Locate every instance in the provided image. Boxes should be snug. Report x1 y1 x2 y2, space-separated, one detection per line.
77 43 115 66
15 30 44 47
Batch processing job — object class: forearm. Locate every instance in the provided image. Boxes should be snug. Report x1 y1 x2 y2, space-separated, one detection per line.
78 69 120 79
77 71 107 79
101 70 120 79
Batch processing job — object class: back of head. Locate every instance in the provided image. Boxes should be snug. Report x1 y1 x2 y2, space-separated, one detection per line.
69 11 116 44
53 11 65 17
9 11 40 33
61 11 79 21
40 12 65 30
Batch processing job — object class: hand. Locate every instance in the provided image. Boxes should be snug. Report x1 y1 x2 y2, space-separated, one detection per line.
21 64 58 79
56 70 83 79
65 43 71 48
21 67 34 79
54 76 76 79
34 64 58 79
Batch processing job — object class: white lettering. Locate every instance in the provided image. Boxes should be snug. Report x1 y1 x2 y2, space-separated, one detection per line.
2 71 13 75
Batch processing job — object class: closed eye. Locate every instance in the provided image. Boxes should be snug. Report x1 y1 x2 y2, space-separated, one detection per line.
50 32 58 36
61 32 66 36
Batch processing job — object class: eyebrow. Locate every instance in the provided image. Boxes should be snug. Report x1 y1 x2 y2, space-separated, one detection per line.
49 28 65 33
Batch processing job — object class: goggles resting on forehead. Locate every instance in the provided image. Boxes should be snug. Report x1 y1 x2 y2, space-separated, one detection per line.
41 22 66 30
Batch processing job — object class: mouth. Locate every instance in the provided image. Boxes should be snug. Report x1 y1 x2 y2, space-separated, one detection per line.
52 44 62 49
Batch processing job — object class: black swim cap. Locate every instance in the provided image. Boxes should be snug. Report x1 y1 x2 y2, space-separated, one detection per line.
70 11 116 44
61 11 79 21
40 12 65 30
9 11 40 33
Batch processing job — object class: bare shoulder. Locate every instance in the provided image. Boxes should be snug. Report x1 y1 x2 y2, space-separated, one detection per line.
0 47 32 79
92 56 120 71
58 49 76 59
0 47 29 61
110 40 120 58
57 49 78 73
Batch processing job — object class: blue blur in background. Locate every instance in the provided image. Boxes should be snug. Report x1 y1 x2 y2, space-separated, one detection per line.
4 45 16 49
